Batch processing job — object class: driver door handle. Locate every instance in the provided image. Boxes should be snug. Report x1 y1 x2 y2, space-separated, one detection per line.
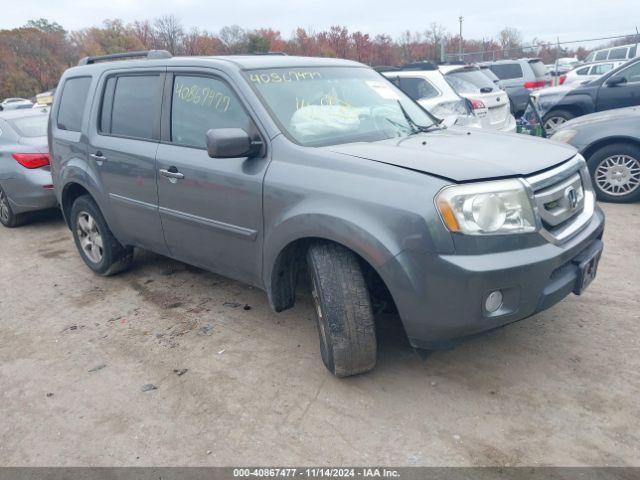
159 168 185 180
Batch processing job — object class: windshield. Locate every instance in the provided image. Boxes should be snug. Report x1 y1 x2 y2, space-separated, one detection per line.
8 114 48 137
244 67 436 147
445 68 496 94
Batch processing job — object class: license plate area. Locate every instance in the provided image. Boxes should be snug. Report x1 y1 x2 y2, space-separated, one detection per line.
572 239 603 295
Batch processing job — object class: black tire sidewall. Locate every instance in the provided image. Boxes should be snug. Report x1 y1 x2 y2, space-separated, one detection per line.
70 196 117 274
0 185 19 228
306 260 336 373
587 143 640 203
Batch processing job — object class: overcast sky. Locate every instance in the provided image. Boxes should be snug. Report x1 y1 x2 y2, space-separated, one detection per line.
2 0 639 47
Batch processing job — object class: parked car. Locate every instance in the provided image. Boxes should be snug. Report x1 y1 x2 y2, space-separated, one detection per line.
0 108 55 227
380 63 478 129
481 58 551 116
584 43 639 63
560 61 626 86
532 56 640 135
438 64 516 132
0 98 33 111
50 51 604 377
550 106 640 202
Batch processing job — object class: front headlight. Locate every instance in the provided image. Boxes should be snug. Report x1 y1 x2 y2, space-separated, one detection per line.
436 179 536 235
550 129 577 144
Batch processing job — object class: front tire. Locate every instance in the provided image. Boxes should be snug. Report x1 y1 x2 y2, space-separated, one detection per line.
0 186 27 228
587 143 640 203
70 195 133 276
306 242 377 377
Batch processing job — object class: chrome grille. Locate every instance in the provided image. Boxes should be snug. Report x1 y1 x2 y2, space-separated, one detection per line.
525 155 595 244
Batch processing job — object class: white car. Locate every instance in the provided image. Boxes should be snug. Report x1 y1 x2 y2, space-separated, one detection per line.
560 61 626 86
439 64 516 132
381 64 478 128
0 98 33 111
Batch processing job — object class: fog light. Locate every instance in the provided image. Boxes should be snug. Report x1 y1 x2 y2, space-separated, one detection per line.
485 290 503 313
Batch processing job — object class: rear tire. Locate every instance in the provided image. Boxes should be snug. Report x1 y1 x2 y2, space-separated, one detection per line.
542 109 574 135
0 186 27 228
306 242 377 377
586 143 640 203
70 195 133 276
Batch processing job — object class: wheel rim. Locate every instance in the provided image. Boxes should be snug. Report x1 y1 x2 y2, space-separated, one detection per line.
0 189 10 224
76 211 104 263
595 154 640 196
544 116 567 134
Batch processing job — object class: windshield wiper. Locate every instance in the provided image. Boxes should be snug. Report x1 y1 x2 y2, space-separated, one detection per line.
396 100 440 134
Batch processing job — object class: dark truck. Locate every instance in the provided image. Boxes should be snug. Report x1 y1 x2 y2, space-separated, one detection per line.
49 51 605 377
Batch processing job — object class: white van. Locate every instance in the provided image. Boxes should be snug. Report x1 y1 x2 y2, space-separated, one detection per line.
584 43 639 63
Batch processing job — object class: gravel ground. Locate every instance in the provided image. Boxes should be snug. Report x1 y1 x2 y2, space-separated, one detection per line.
0 203 638 466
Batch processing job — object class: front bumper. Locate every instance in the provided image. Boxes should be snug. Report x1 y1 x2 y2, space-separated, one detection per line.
380 206 605 349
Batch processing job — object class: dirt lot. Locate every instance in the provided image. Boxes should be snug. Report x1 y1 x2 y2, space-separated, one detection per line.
0 203 639 466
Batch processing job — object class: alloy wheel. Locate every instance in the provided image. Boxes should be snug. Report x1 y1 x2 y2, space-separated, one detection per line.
595 155 640 197
76 211 104 264
543 116 567 135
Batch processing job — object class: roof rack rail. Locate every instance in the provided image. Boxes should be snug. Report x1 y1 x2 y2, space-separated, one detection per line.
77 50 172 66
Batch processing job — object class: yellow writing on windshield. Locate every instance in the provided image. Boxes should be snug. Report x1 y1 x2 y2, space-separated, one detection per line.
175 82 230 112
249 71 322 84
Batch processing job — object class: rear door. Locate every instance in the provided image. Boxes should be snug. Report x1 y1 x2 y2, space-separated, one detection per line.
155 69 269 286
596 61 640 111
88 70 168 254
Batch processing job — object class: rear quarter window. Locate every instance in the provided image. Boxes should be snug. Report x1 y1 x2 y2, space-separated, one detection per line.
57 76 92 132
489 63 523 80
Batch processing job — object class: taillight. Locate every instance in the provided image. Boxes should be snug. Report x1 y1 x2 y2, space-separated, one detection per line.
559 75 567 85
469 99 486 110
524 81 546 90
12 153 50 169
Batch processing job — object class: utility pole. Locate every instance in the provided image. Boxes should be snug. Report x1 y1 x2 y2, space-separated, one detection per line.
459 16 464 61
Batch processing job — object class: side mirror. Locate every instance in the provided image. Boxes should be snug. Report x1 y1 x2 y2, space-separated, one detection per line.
607 76 627 87
206 128 262 158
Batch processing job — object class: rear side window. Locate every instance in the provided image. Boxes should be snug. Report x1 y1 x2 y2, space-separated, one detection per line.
595 51 608 61
171 75 252 148
630 46 637 58
57 76 91 132
575 67 590 76
446 69 495 93
591 63 614 75
528 60 548 78
489 63 523 80
609 47 628 60
101 74 163 141
398 77 439 101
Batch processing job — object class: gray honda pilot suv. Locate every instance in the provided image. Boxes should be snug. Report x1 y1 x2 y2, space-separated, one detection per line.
49 51 605 377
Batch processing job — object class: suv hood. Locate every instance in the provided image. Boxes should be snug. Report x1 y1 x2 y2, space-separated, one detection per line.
324 127 577 182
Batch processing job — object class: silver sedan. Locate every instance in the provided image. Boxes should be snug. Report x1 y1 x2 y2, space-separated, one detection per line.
0 108 57 227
